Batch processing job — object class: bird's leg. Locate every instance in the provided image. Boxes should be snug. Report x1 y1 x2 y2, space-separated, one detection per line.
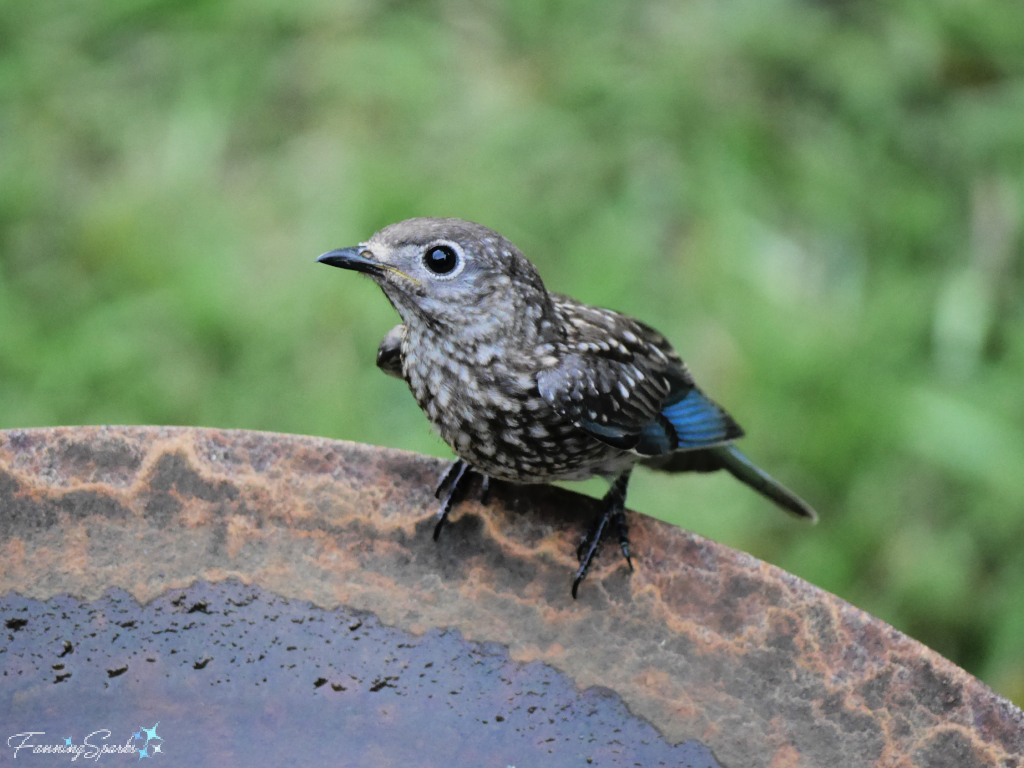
435 459 466 500
434 460 478 541
613 509 633 571
573 468 633 599
434 461 493 540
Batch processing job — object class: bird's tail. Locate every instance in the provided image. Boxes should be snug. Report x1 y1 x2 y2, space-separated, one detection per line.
713 446 817 522
641 444 817 521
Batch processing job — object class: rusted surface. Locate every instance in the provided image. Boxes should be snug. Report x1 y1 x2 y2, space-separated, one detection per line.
0 426 1021 768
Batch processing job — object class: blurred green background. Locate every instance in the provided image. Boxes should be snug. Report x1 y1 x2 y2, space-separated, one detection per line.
1 0 1022 704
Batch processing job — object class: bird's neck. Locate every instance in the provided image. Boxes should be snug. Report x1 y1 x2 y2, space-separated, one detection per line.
404 291 563 366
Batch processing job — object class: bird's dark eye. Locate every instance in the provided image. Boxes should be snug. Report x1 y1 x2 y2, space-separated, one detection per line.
423 245 459 275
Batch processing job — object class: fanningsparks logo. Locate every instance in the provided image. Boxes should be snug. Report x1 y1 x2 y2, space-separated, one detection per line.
7 724 164 761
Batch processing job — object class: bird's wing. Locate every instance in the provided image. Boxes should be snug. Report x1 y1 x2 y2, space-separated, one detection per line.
376 324 406 379
537 297 743 455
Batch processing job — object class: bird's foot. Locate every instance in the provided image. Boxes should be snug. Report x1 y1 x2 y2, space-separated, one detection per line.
573 513 610 599
572 469 632 599
614 509 633 571
433 460 491 540
434 460 469 540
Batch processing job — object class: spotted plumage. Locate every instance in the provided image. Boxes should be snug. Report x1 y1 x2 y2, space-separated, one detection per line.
320 217 816 597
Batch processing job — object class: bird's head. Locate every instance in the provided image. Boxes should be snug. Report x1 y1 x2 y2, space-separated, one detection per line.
318 217 555 343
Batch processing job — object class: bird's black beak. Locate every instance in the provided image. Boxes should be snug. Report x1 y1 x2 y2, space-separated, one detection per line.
316 247 385 276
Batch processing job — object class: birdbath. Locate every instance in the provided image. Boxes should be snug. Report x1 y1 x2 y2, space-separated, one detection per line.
0 426 1021 767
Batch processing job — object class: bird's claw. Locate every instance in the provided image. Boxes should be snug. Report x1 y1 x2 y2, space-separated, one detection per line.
572 470 633 599
571 571 586 600
433 461 491 540
573 516 609 598
432 515 447 542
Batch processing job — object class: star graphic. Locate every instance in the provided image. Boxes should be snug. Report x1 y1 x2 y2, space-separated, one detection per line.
142 723 162 744
138 746 149 759
153 745 162 754
64 737 73 746
133 730 142 741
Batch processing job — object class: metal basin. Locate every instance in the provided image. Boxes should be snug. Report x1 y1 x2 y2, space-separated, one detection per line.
1 427 1021 767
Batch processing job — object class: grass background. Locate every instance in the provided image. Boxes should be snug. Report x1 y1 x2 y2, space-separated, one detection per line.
1 0 1022 705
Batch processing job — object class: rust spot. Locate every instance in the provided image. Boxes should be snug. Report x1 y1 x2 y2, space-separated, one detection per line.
0 469 129 541
913 659 965 715
858 669 893 710
144 492 181 528
56 490 129 522
147 452 238 503
916 729 986 768
59 439 142 475
0 470 58 537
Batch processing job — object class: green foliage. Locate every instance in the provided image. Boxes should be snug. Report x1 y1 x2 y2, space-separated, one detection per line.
1 0 1022 704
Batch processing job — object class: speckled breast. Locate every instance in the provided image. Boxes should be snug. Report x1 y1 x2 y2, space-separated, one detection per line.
400 336 631 483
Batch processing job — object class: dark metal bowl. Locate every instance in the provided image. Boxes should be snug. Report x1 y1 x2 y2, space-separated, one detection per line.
1 427 1021 767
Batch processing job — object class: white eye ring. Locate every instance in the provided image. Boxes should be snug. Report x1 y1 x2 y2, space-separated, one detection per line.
420 241 465 280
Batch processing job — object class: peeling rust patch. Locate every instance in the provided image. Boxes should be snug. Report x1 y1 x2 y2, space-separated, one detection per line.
59 438 142 476
0 425 1022 768
147 451 239 503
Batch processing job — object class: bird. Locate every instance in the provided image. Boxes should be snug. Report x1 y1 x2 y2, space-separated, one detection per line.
318 218 817 597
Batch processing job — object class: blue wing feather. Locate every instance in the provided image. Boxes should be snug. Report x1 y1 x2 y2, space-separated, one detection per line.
636 388 742 455
664 389 739 448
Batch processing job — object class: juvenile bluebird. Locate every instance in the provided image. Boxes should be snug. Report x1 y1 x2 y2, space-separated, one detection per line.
318 218 816 597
